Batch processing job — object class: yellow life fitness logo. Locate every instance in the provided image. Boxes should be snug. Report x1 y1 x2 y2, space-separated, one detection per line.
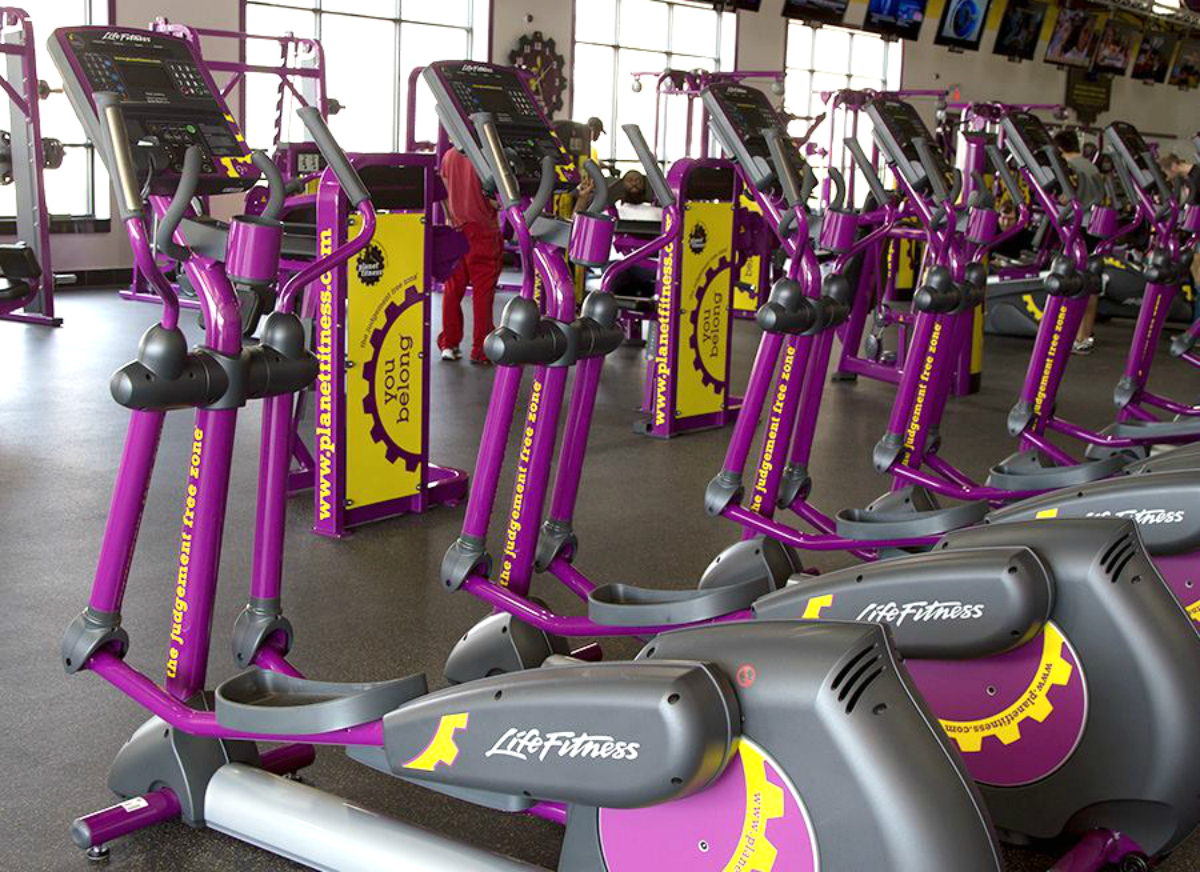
403 713 469 772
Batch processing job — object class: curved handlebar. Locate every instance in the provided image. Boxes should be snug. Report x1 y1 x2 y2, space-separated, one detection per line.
844 138 888 206
827 167 846 211
985 144 1021 210
948 168 964 205
622 124 675 207
1112 153 1138 208
580 159 609 215
297 106 370 207
968 171 993 209
94 92 142 221
799 165 818 205
763 127 803 208
470 112 520 208
154 145 202 262
1042 146 1077 202
913 137 948 202
251 151 287 221
525 155 557 224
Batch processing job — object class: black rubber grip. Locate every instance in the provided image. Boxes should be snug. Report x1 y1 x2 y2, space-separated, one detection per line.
985 144 1021 208
845 138 888 206
155 145 202 262
968 171 992 209
763 127 802 207
1043 146 1077 202
244 345 319 399
1112 154 1138 206
622 124 675 207
251 151 287 221
581 158 609 215
913 137 948 202
827 167 846 211
525 155 557 225
297 106 370 207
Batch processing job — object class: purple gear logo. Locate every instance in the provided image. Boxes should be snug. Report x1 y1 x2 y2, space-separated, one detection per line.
686 255 737 390
361 285 424 471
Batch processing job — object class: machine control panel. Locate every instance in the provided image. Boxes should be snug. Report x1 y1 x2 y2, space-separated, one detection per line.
865 97 952 193
422 61 575 195
701 82 807 193
1000 110 1058 189
1105 121 1157 192
49 27 256 195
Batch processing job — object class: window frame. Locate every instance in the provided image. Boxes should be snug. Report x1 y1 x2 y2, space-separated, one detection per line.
571 0 736 166
0 0 110 229
242 0 490 152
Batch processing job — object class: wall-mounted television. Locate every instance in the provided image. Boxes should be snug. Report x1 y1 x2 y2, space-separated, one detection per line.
1132 30 1179 83
863 0 929 41
935 0 994 51
1169 39 1200 88
1093 19 1140 75
993 0 1049 60
781 0 850 26
1044 8 1102 68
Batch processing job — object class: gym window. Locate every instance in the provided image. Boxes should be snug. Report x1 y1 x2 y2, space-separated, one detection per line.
243 0 490 152
573 0 737 171
0 1 110 227
785 21 901 204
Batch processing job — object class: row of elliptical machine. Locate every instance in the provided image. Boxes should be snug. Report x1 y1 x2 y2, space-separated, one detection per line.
56 33 1003 871
432 69 1200 870
696 88 1200 628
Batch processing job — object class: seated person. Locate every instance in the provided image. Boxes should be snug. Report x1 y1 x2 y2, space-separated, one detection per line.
574 169 659 301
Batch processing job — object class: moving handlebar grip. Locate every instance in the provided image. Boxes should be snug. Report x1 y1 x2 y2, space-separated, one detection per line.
1042 146 1077 202
296 106 370 207
913 137 948 202
525 155 558 225
110 352 228 411
844 138 888 206
483 296 573 366
580 159 609 215
763 127 802 207
985 144 1021 209
827 167 846 211
622 124 675 207
470 113 520 208
155 145 203 263
251 150 287 221
94 93 141 220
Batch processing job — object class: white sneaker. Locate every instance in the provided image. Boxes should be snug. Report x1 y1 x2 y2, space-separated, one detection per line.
441 347 461 361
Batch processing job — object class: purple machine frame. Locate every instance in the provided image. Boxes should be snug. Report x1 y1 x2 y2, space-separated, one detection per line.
1001 113 1200 461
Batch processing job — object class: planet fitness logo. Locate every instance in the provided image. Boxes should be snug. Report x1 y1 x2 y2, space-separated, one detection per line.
356 243 386 287
688 222 708 254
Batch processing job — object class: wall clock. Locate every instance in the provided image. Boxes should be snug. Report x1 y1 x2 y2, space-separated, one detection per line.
509 31 567 117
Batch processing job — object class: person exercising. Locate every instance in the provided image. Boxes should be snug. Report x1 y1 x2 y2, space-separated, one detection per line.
438 145 502 365
1054 130 1102 354
1157 150 1200 324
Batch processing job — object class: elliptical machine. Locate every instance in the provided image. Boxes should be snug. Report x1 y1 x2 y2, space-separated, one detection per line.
56 32 1003 871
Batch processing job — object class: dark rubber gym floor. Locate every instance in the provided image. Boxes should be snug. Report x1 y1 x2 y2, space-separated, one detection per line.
1 289 1196 871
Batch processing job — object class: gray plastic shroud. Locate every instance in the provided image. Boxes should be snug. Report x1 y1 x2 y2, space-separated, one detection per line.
442 612 570 685
985 448 1128 491
379 661 739 810
106 701 260 826
214 668 428 735
230 597 293 669
939 520 1200 857
756 546 1054 659
986 468 1200 555
61 607 128 674
618 620 1003 871
836 485 990 540
1123 443 1200 476
1106 416 1200 440
698 535 799 594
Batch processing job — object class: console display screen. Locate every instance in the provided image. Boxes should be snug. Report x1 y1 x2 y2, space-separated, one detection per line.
117 61 175 97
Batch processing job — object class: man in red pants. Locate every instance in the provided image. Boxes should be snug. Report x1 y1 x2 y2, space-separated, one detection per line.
438 146 502 364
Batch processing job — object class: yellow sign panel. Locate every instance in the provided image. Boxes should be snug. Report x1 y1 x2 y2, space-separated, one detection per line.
676 201 735 421
345 212 427 510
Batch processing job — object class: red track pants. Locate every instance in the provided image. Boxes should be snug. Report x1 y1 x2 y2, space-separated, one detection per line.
438 221 502 359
